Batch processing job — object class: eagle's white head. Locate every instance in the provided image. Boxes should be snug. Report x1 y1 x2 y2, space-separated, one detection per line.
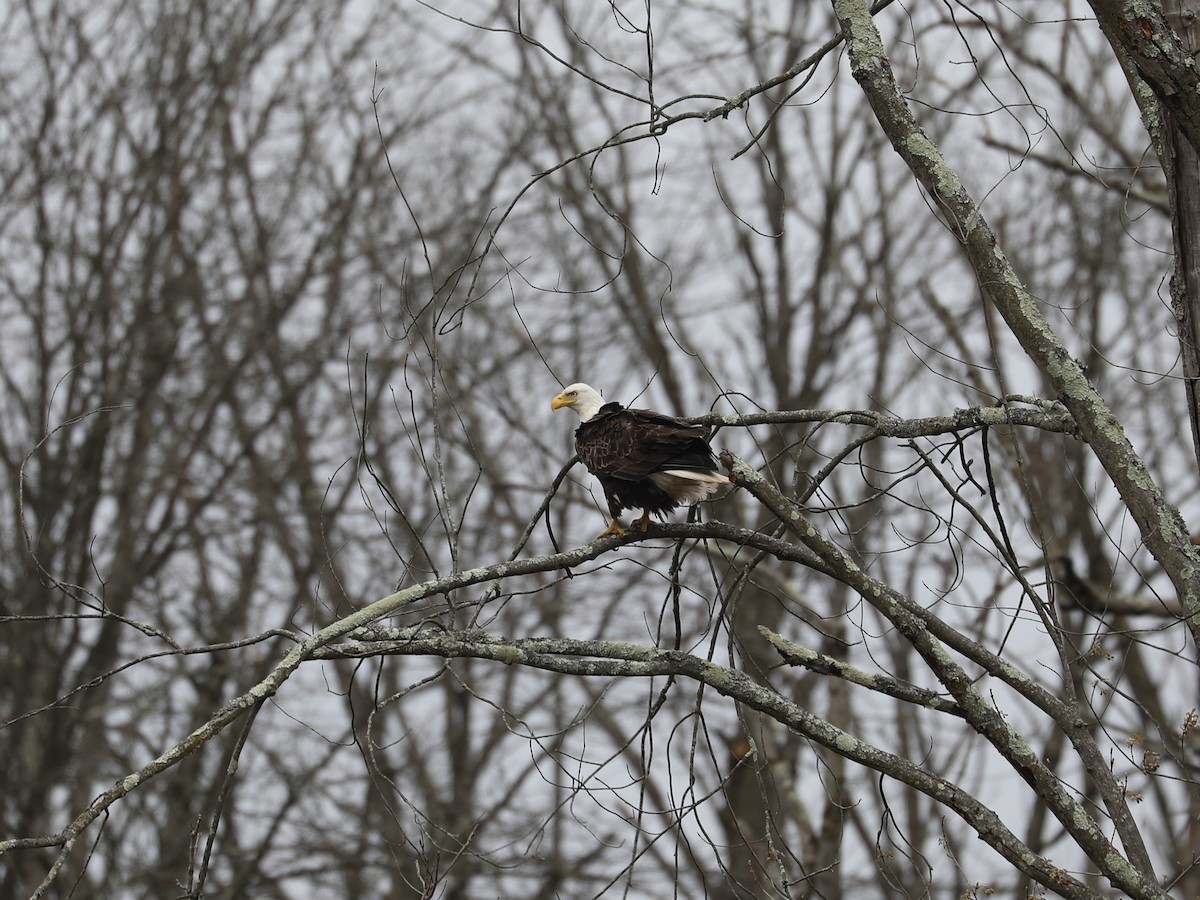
551 382 605 422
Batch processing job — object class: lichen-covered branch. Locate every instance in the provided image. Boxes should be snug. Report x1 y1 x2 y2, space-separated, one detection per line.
0 539 658 865
830 0 1200 750
313 624 1095 900
758 626 964 718
828 0 1200 608
725 448 1164 897
690 398 1078 438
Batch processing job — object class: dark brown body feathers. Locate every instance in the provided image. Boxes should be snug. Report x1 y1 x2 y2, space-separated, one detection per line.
575 402 719 521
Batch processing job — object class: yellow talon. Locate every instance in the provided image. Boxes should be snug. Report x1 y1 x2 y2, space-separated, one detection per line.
596 519 627 539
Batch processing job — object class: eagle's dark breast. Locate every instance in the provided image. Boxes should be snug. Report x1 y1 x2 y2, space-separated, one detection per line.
574 402 718 520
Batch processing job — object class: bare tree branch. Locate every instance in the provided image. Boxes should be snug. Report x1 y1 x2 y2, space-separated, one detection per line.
831 0 1200 671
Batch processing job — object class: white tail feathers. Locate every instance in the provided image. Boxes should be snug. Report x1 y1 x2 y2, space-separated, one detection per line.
649 469 728 504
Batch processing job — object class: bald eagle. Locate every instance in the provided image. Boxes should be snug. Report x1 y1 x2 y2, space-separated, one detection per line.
551 382 727 538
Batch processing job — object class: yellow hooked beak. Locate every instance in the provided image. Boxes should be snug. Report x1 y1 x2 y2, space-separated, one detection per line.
551 392 571 411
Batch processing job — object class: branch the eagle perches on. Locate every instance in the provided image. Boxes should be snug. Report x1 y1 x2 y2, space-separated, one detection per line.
5 400 1180 900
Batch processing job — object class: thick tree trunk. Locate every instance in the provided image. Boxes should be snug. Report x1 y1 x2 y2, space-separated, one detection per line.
1163 1 1200 476
1091 0 1200 473
1153 7 1200 894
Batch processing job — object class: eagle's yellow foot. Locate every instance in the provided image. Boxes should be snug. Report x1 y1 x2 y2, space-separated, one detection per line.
596 519 627 539
633 511 653 532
